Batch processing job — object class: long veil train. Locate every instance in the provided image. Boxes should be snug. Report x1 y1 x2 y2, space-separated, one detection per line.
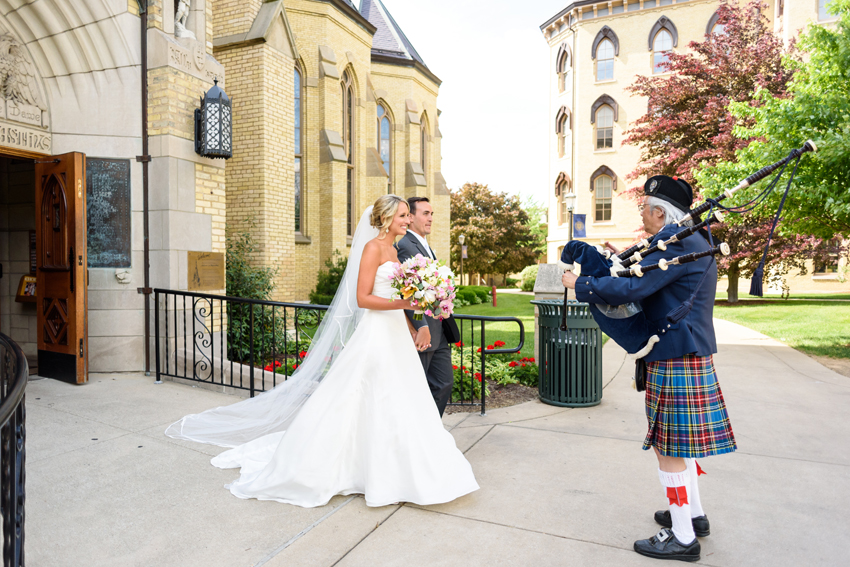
165 207 379 447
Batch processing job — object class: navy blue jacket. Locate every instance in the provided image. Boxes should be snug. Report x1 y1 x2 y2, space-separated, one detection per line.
574 223 718 363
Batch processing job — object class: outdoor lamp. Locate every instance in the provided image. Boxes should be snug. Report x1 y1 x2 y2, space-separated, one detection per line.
458 234 465 245
195 78 232 159
565 192 577 212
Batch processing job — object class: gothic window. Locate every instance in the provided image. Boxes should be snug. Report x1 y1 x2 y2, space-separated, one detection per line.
596 39 614 81
653 30 674 73
819 0 836 20
294 65 304 233
420 113 428 186
594 176 613 221
595 106 614 149
377 103 393 194
342 70 355 236
556 106 571 158
555 173 572 225
556 43 572 92
706 12 726 35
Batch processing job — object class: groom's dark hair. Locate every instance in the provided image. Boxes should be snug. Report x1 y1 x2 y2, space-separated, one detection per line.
408 196 430 215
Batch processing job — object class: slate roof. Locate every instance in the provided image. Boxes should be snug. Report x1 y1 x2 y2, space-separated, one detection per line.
359 0 428 68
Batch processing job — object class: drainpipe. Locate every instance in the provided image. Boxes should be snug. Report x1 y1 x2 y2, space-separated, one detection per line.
136 0 153 377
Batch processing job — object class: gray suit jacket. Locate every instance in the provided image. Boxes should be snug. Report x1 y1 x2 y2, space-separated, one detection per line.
395 232 444 352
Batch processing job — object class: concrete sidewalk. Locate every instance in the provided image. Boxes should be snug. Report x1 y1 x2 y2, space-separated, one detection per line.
27 320 850 566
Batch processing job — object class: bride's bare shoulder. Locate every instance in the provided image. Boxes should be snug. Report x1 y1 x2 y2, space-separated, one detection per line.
361 239 383 259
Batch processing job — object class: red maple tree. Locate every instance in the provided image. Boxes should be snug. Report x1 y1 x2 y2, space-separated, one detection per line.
623 0 823 301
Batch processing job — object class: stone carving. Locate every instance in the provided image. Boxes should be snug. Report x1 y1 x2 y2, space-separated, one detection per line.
175 0 196 39
115 269 131 284
0 34 46 111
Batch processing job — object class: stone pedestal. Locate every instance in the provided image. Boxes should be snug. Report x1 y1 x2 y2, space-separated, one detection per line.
532 264 574 360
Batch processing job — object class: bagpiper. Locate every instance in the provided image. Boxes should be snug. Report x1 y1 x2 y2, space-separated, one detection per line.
562 175 736 562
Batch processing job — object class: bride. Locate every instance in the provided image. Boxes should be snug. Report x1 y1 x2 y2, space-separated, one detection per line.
166 195 479 508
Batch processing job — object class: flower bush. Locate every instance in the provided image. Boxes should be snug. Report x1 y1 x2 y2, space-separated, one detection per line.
450 341 539 395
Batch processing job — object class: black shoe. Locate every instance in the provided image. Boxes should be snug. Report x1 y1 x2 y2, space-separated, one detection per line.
654 510 710 537
634 528 701 562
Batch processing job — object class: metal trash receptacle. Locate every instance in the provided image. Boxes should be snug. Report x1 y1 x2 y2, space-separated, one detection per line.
531 299 602 407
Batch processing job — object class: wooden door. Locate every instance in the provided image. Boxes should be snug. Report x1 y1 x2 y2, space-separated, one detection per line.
36 153 87 384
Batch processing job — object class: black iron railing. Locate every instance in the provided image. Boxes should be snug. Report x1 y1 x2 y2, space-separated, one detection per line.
0 333 27 567
154 289 524 415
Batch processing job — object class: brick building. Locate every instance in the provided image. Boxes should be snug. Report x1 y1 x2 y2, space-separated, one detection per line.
540 0 848 293
214 0 448 301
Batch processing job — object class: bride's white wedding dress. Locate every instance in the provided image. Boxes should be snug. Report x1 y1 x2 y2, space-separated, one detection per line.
170 261 478 508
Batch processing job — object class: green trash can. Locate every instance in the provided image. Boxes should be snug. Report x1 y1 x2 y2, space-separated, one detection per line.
531 299 603 407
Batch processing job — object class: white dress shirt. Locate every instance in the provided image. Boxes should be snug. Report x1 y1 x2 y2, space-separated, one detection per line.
408 229 434 260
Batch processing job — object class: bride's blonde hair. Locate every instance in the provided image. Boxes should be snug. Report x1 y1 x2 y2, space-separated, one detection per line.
371 195 408 238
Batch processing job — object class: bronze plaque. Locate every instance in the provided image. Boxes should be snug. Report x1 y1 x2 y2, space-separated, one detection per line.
87 158 131 268
188 251 225 291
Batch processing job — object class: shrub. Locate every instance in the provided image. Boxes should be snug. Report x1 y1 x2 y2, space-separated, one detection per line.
506 277 520 288
450 346 489 402
226 230 284 363
519 264 539 291
310 251 347 305
454 289 478 306
457 285 492 304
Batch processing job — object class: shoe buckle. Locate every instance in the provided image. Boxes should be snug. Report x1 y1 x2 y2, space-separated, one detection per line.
656 529 671 542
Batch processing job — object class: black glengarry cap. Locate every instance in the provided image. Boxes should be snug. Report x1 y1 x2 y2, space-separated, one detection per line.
644 175 693 213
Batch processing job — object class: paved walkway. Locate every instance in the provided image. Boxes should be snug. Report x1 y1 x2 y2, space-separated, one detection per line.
26 320 850 566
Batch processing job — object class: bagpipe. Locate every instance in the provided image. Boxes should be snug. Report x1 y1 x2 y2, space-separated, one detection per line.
558 140 818 360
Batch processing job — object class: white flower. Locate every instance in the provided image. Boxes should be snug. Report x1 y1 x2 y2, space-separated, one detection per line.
423 290 437 304
437 265 454 279
414 290 424 299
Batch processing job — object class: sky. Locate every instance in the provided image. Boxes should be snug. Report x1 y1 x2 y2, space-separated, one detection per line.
378 0 569 206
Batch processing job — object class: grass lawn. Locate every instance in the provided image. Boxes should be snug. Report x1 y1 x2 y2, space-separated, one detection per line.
716 292 850 301
454 294 535 358
714 299 850 359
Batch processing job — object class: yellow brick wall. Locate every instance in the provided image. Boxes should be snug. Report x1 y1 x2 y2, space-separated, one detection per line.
213 0 264 38
147 0 163 30
148 67 211 140
213 0 445 301
128 0 140 17
196 163 227 254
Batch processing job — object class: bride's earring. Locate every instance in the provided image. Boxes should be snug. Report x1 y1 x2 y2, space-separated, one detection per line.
386 228 389 233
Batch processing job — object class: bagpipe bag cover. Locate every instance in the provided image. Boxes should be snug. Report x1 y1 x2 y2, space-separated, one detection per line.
560 241 658 357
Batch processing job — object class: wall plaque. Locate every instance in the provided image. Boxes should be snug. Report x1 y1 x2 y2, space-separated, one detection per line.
87 158 132 268
188 251 225 291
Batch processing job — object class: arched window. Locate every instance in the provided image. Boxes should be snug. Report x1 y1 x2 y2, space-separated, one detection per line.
594 176 613 221
341 69 355 236
819 0 836 21
377 103 392 193
556 42 572 92
294 65 303 233
706 12 725 36
555 172 572 225
595 105 614 149
653 30 673 73
596 39 614 81
420 113 428 186
556 106 571 158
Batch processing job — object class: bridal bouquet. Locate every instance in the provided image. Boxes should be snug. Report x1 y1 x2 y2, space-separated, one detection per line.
389 254 456 320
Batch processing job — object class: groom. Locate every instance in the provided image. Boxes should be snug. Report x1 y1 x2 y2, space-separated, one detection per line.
395 197 457 416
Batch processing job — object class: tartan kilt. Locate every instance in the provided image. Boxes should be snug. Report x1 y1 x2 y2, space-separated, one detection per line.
643 354 736 458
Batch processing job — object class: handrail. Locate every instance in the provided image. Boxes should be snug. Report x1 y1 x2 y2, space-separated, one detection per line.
454 314 525 355
153 287 329 310
0 333 27 427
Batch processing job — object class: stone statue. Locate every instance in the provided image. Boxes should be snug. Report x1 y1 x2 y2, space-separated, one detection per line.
175 0 196 39
0 34 46 110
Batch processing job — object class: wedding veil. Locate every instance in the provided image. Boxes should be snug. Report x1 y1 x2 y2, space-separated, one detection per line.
165 206 379 447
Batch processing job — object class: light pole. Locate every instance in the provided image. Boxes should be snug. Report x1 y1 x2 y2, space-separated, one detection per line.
458 234 466 286
565 192 577 243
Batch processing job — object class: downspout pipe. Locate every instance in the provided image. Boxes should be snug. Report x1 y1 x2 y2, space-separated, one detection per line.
136 0 153 378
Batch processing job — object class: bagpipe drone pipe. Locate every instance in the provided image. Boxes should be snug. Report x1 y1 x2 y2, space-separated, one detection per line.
558 140 818 359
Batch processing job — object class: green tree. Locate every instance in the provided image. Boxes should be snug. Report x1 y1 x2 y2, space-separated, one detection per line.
309 251 348 305
450 183 541 282
696 0 850 239
522 196 548 258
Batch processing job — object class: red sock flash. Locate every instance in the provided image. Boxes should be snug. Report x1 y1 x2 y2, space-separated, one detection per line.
667 486 689 507
696 461 706 476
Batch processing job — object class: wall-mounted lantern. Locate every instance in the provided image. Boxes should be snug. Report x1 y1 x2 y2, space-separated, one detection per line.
194 78 232 159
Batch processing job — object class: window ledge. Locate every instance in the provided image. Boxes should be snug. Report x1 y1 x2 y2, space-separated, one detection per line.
295 233 311 245
592 221 615 226
812 273 839 280
594 78 617 85
594 148 616 154
346 236 353 247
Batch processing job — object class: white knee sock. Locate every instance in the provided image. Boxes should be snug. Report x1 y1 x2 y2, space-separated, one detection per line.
658 468 696 544
686 459 705 518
